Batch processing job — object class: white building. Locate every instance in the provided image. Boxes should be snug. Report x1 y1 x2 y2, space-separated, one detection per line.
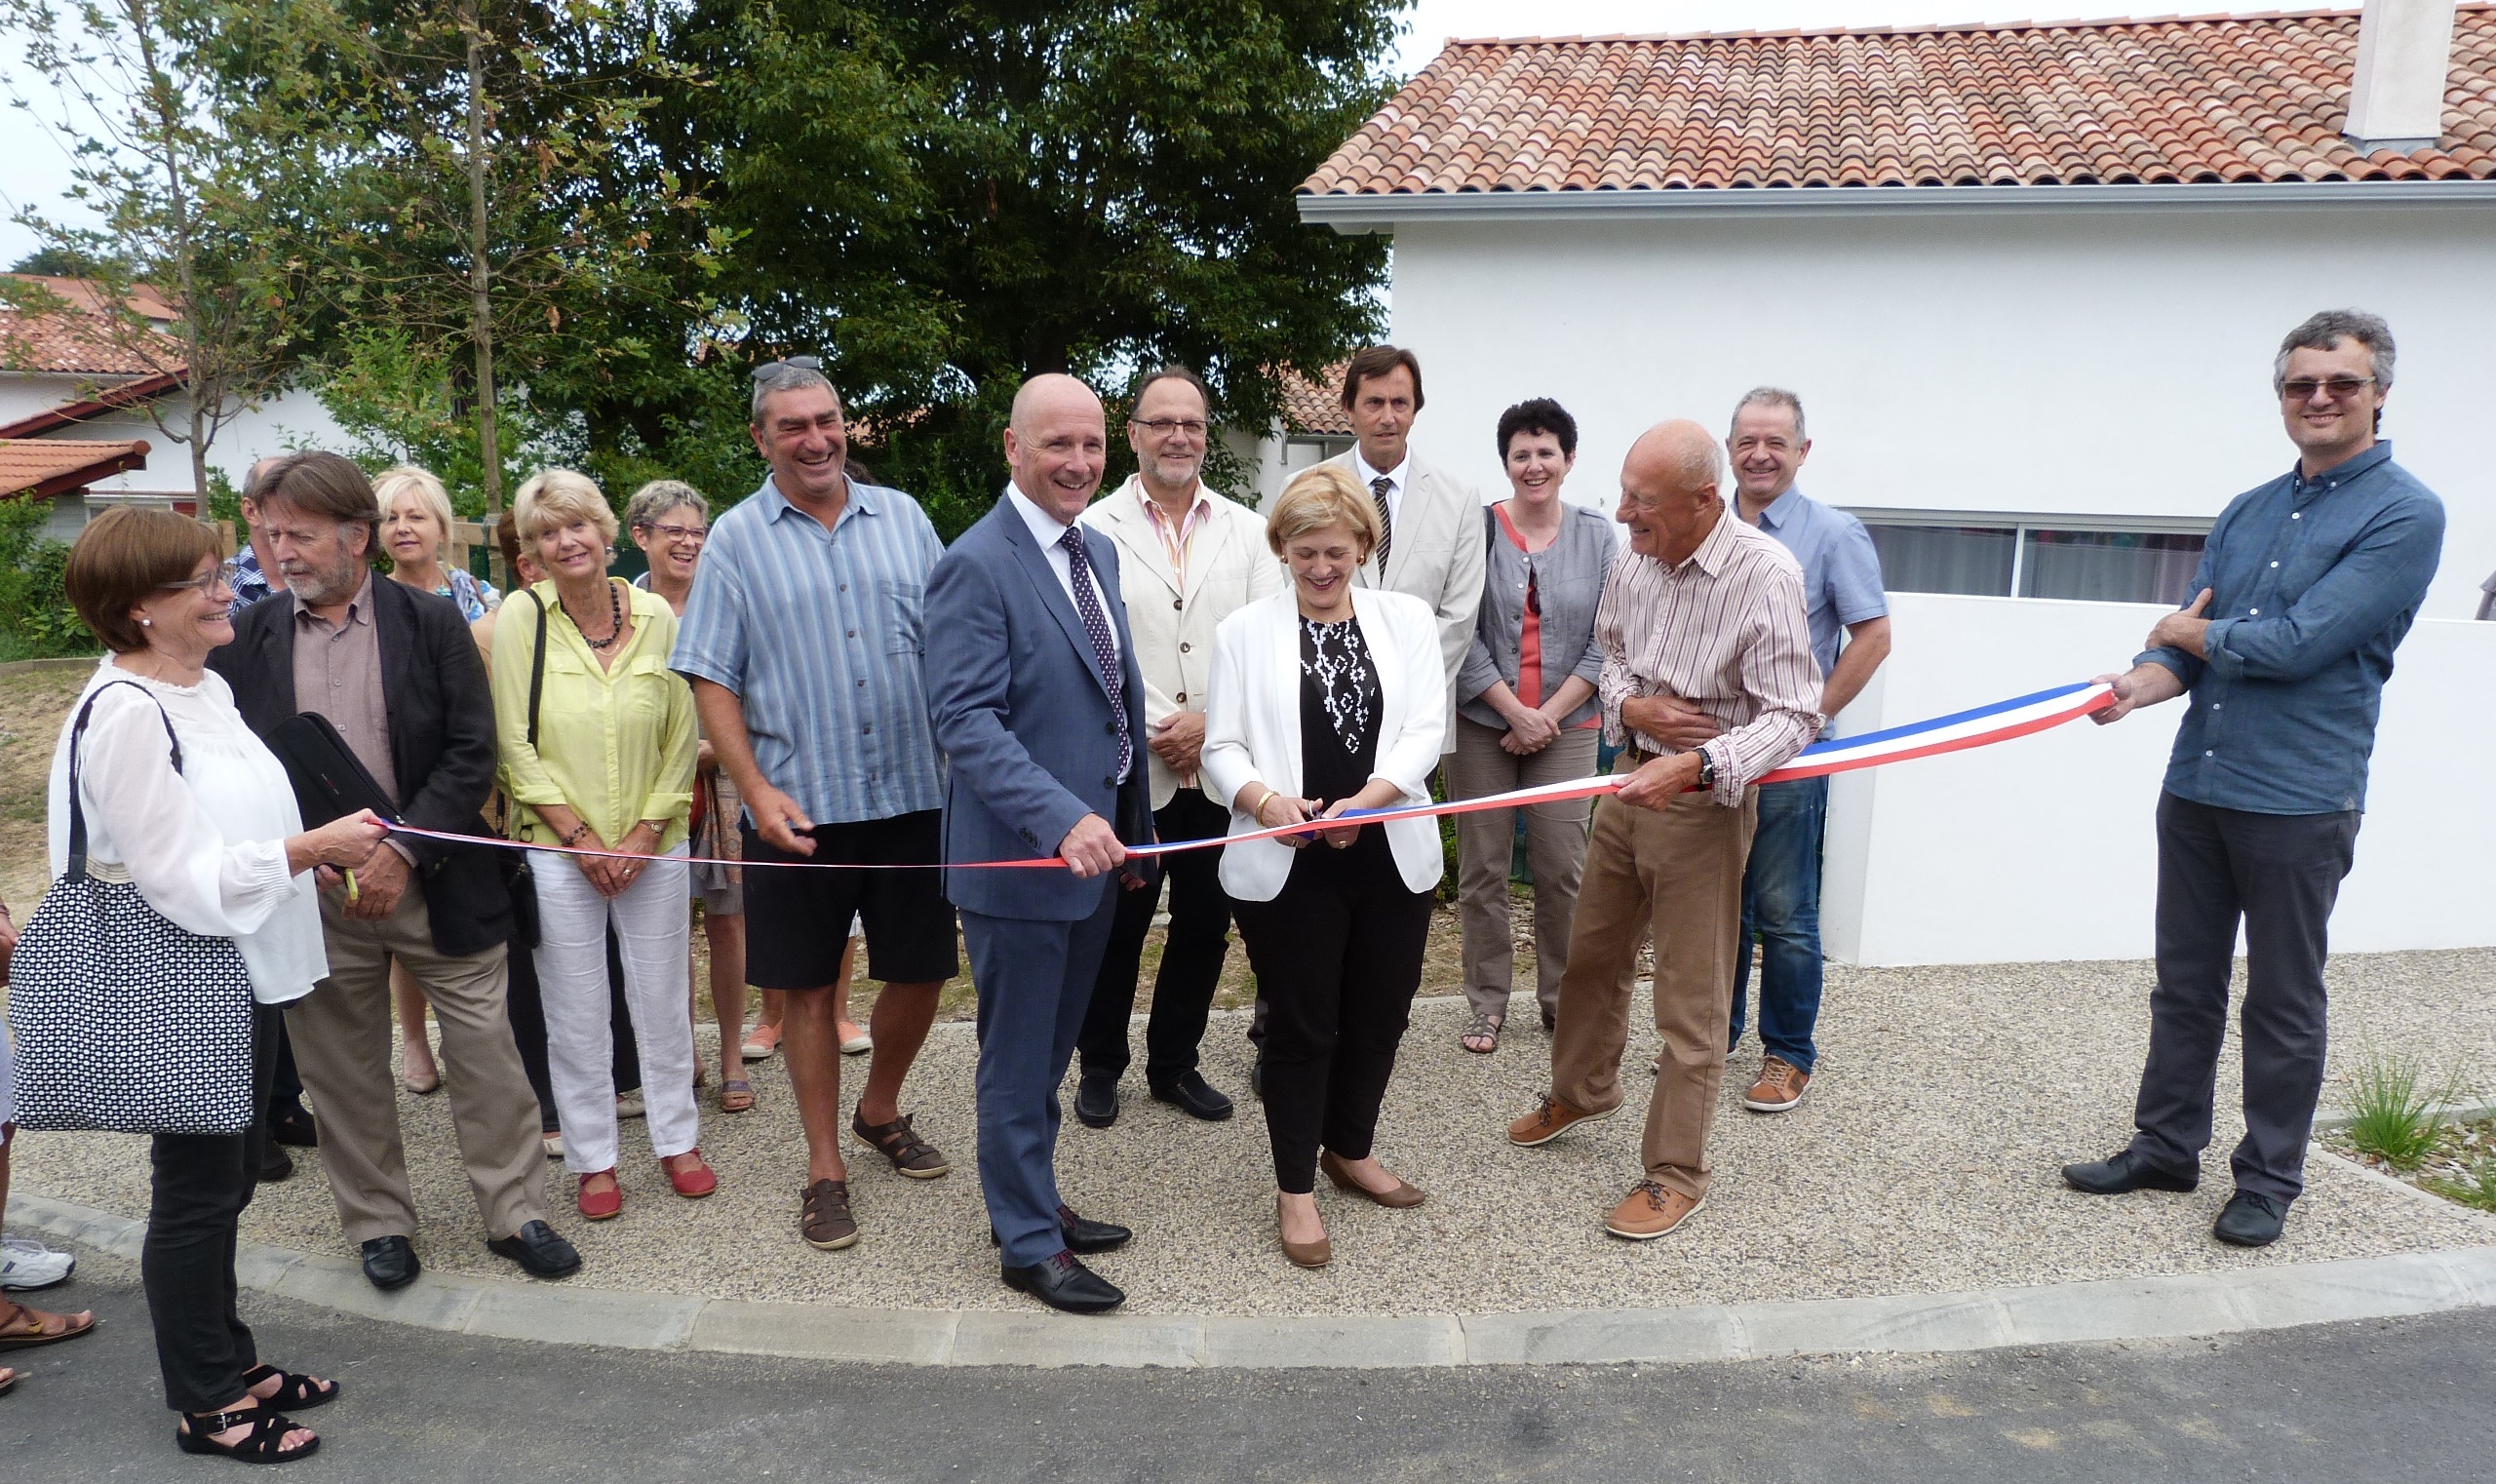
1 275 346 539
1298 4 2496 963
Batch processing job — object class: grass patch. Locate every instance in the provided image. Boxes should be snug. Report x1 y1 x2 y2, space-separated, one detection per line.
2343 1050 2463 1171
2421 1154 2496 1215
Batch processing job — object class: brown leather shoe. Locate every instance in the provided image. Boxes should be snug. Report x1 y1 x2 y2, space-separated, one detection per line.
1318 1150 1425 1208
1743 1056 1810 1113
1605 1180 1705 1240
800 1179 859 1251
1276 1196 1331 1269
1507 1093 1612 1147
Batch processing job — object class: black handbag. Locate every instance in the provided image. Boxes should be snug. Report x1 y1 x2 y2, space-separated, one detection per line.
497 589 557 951
5 682 257 1135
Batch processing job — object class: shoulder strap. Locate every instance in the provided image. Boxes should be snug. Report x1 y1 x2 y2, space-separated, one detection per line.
64 678 181 880
526 588 549 749
1484 503 1498 551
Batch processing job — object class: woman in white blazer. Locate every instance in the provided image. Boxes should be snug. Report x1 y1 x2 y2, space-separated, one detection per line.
1200 464 1446 1269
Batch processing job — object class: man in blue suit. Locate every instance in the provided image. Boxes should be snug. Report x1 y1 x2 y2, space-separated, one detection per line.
924 374 1154 1313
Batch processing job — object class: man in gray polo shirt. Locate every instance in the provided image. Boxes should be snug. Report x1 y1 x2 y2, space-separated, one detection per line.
1632 388 1890 1113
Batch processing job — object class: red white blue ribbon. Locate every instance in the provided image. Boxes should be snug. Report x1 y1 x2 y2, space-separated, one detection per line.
387 681 2114 871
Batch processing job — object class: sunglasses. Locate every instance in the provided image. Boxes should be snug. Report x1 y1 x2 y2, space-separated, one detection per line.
751 355 823 381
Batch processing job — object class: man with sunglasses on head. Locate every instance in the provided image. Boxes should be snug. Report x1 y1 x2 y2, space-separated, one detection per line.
672 359 957 1255
2064 309 2444 1250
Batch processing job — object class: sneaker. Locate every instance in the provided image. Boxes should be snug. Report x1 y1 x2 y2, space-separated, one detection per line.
838 1020 873 1056
741 1022 783 1062
1604 1180 1705 1240
616 1089 646 1119
1506 1093 1613 1147
542 1130 566 1160
1742 1056 1810 1113
0 1237 74 1292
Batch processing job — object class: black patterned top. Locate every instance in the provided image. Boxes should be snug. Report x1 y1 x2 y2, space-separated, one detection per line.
1299 614 1383 802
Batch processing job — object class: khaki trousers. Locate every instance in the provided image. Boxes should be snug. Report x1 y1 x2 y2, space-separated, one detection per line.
1448 718 1599 1020
1547 774 1756 1200
288 884 545 1244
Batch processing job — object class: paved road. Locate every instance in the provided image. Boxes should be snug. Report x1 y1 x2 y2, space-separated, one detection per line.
6 1254 2492 1483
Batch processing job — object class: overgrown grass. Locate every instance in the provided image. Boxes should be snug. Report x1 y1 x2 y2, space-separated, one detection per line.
2422 1155 2496 1215
2343 1050 2465 1171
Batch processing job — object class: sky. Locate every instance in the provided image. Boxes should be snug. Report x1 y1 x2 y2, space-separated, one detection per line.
0 0 2163 268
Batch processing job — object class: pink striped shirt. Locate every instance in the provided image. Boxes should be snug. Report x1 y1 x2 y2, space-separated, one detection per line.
1595 508 1824 806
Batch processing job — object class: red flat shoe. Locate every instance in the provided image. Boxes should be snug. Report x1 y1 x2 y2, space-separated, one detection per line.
576 1169 623 1221
662 1151 718 1199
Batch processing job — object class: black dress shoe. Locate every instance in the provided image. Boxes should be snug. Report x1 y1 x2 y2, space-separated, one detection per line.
1249 1056 1264 1100
990 1204 1133 1255
2062 1149 2199 1194
1000 1250 1125 1314
1073 1074 1120 1130
267 1102 320 1148
2213 1191 2288 1247
485 1220 581 1279
361 1235 420 1291
1150 1071 1234 1122
257 1142 295 1182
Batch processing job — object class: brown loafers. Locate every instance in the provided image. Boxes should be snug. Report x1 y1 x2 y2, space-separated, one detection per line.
1319 1150 1425 1208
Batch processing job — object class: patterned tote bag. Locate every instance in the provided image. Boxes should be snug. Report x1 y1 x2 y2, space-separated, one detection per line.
5 681 256 1135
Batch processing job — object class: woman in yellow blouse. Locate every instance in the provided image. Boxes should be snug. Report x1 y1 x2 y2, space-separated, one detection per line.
491 469 708 1220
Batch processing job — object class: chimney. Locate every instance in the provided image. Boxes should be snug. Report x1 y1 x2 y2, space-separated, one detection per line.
2344 0 2459 151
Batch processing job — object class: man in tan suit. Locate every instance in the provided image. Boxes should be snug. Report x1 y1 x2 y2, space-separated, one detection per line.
1323 344 1488 739
1072 366 1284 1128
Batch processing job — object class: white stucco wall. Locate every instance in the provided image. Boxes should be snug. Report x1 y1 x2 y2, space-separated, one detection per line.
1815 594 2492 966
1378 202 2496 619
1 371 348 503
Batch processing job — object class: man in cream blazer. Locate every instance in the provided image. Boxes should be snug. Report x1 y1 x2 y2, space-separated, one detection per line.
1322 344 1487 746
1072 366 1285 1129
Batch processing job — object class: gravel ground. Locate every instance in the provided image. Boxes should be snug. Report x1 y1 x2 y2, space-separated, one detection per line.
16 948 2494 1317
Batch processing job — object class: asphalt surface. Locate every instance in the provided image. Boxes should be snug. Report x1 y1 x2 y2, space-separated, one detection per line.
6 1253 2493 1483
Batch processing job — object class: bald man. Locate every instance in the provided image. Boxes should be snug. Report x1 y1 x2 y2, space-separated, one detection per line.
923 374 1153 1313
1503 421 1821 1240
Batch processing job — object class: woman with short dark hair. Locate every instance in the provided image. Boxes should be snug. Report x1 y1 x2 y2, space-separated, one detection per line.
42 506 386 1461
1450 398 1618 1053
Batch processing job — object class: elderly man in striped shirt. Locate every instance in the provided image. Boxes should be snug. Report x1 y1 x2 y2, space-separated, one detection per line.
1506 419 1822 1240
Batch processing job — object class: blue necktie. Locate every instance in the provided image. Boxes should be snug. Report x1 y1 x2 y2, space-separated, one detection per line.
1059 527 1131 780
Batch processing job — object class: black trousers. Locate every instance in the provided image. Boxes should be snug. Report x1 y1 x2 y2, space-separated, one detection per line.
1077 788 1234 1087
504 927 641 1132
2127 792 2361 1203
1231 835 1433 1194
144 1002 281 1414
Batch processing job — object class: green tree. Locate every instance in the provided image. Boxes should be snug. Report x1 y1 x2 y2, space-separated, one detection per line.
3 0 316 501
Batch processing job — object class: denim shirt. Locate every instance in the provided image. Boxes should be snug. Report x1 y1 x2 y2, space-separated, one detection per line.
2140 441 2443 815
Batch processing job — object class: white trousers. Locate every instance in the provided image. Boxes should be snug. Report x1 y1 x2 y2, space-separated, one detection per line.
529 844 697 1175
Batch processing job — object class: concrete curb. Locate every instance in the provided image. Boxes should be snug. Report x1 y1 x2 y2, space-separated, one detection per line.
15 1191 2496 1369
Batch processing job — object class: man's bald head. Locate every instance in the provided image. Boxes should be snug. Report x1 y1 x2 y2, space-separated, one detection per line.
1003 372 1109 523
1617 418 1726 565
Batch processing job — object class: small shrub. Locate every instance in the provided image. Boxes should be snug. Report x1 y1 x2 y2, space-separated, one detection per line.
0 498 90 659
2343 1051 2459 1172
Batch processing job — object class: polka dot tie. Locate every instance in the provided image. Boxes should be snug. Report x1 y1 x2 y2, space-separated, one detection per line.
1369 475 1394 569
1060 527 1132 780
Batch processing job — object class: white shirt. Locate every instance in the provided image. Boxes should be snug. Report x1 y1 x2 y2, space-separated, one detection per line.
1003 481 1129 780
47 658 329 1004
1003 481 1122 666
1351 448 1409 533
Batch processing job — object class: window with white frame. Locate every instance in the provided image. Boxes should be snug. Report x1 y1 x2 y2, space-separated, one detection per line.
1850 510 2211 606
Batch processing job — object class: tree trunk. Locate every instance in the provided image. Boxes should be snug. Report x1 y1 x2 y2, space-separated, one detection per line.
464 4 502 531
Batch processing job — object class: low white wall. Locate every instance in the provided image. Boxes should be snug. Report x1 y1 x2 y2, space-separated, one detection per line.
1820 593 2494 966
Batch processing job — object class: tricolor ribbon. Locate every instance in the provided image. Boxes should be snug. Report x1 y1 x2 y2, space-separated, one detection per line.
388 681 2113 872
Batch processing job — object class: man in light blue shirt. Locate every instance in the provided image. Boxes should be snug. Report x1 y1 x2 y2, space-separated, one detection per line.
2064 310 2443 1249
673 360 957 1255
1635 388 1891 1113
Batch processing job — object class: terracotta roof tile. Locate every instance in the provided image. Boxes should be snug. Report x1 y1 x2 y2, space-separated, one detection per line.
1306 8 2496 196
0 438 151 498
1278 363 1351 436
0 275 186 377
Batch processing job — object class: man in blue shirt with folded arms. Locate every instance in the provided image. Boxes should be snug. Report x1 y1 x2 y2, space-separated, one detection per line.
2063 309 2443 1249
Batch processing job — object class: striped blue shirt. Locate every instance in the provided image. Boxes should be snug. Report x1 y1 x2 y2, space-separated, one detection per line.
670 475 947 825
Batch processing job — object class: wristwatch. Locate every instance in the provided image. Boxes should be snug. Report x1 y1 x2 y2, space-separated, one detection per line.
1695 750 1718 792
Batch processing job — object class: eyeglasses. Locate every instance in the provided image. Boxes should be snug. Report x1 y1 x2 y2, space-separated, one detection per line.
2279 376 2376 402
635 521 708 545
751 355 822 381
159 559 243 596
1130 417 1209 439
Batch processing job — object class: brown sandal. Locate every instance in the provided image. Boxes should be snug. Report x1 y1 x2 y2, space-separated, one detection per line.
1461 1011 1503 1054
0 1300 96 1349
851 1110 951 1179
720 1077 756 1113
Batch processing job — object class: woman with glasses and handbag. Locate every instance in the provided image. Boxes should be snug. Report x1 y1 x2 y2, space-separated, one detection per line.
23 507 385 1462
493 470 708 1221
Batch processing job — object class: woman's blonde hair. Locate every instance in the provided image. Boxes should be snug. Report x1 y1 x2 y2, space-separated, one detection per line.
514 468 618 547
1266 462 1380 559
371 464 456 563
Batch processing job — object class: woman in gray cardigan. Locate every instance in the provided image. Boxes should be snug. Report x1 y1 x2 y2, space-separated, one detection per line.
1449 399 1618 1053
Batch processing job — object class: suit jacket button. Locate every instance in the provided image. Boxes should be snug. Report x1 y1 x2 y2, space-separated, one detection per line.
1179 643 1190 653
1103 776 1115 788
1172 599 1183 610
1105 721 1117 733
1175 691 1186 704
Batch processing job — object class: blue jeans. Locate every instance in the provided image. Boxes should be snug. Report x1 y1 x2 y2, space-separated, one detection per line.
1730 774 1827 1074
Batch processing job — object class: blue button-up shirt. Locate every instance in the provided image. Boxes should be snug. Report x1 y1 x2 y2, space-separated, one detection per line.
1749 486 1888 678
671 475 948 825
2141 441 2443 815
